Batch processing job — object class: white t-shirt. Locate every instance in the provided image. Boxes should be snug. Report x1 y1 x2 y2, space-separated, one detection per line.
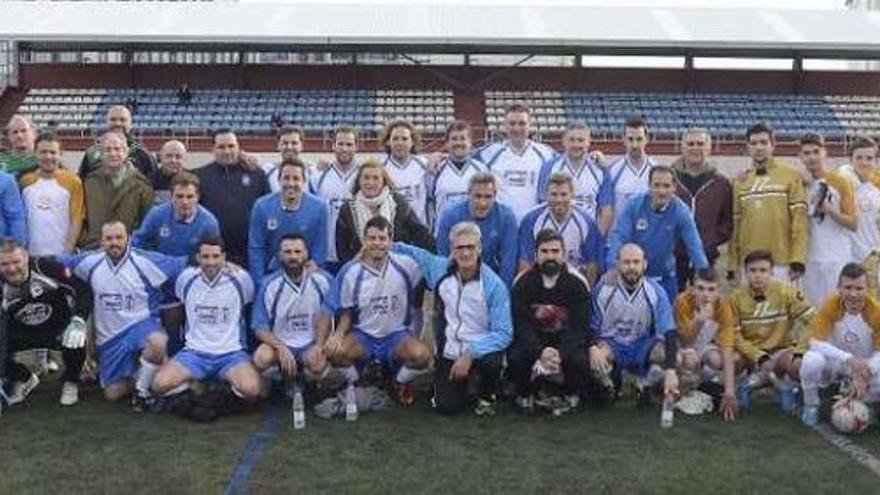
384 154 430 225
310 162 359 263
606 155 658 217
475 140 556 223
176 266 255 355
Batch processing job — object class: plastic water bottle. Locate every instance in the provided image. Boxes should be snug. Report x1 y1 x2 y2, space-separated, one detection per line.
660 394 675 429
345 383 358 422
292 386 306 430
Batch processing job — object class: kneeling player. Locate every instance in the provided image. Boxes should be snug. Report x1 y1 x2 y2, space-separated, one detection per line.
322 216 431 405
252 234 334 390
152 237 262 406
588 243 679 403
728 250 814 412
800 263 880 425
674 268 737 420
0 240 90 408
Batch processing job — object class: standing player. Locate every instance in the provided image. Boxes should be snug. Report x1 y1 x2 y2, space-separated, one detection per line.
322 216 431 405
0 115 38 178
393 223 512 416
309 125 359 274
605 166 708 302
435 173 518 286
728 250 814 412
673 268 737 420
473 104 556 223
589 243 679 402
518 173 603 285
149 140 188 204
248 158 328 282
61 221 188 409
262 125 305 193
0 239 90 407
252 234 333 388
381 119 431 225
841 137 880 268
152 237 261 403
605 116 659 224
431 121 487 224
799 263 880 425
799 133 857 305
537 121 613 233
20 130 84 256
728 123 808 282
79 105 156 180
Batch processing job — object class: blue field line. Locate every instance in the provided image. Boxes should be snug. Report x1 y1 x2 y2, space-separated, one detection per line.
223 406 284 495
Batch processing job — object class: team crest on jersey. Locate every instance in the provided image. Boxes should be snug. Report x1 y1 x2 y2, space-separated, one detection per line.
241 175 251 187
635 218 648 231
159 225 171 237
16 302 52 326
30 283 43 298
267 218 278 231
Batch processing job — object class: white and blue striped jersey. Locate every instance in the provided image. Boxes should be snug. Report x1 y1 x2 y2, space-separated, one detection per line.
252 270 332 349
175 266 255 355
431 156 487 227
591 278 675 345
62 248 188 345
537 155 612 220
310 162 359 263
606 155 659 216
384 154 431 225
326 253 422 338
518 203 603 268
474 140 557 223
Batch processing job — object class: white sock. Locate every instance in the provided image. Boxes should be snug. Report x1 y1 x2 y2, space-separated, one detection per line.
644 364 665 387
135 358 159 397
396 365 427 384
803 386 820 407
163 382 190 397
341 366 359 384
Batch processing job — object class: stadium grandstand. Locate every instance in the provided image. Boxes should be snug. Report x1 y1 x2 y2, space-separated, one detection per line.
6 2 880 494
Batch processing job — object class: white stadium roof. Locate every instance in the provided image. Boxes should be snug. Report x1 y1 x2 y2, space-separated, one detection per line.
1 1 880 58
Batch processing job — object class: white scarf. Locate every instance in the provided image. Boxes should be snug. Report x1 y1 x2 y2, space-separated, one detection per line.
353 186 397 242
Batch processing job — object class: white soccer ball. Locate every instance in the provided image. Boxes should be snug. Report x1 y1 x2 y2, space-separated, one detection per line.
831 397 872 434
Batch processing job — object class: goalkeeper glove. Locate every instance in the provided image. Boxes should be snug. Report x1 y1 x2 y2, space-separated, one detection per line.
61 316 87 349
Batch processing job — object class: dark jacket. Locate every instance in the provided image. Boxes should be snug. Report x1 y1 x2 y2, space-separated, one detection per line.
82 165 154 248
510 265 593 348
336 192 435 264
672 158 733 263
196 160 270 266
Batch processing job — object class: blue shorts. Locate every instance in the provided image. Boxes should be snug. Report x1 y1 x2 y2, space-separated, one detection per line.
352 328 411 372
97 317 164 388
174 349 252 381
603 336 661 377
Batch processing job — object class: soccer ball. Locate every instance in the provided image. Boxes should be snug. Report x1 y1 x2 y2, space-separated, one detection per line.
831 397 871 434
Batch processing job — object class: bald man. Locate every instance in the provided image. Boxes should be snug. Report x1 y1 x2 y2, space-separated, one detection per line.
79 105 156 180
0 115 38 178
81 132 154 247
150 140 188 203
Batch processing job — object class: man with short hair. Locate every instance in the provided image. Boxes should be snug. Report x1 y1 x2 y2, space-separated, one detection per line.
0 240 91 408
800 263 880 425
252 234 333 388
509 229 591 414
196 129 269 266
152 237 261 403
727 249 814 412
519 173 603 285
538 121 612 233
431 120 488 223
674 268 737 420
394 222 510 416
309 125 359 274
606 165 708 302
79 105 157 180
322 216 431 406
150 140 188 203
20 131 84 256
473 104 556 223
249 159 329 282
589 243 679 403
61 221 188 409
0 115 38 178
605 116 659 223
841 137 880 268
728 122 808 282
435 172 518 286
81 131 154 248
799 133 857 305
672 128 733 290
263 125 305 193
